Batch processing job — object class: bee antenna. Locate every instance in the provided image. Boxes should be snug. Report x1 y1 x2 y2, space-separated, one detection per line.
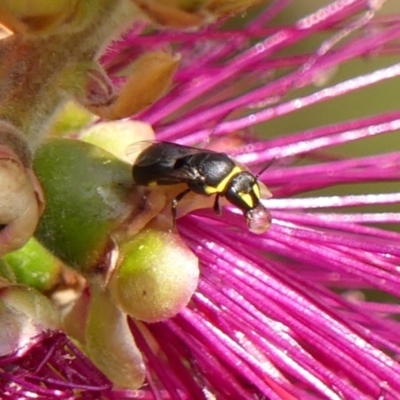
256 158 275 178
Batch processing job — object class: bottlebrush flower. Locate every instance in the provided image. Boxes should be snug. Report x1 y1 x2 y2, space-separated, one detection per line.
3 0 400 399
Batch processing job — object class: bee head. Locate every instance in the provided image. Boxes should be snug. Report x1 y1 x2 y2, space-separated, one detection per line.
225 171 261 212
225 171 272 234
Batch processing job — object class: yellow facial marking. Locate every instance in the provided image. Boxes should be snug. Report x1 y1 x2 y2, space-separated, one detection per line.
253 183 261 199
149 181 158 187
239 192 254 208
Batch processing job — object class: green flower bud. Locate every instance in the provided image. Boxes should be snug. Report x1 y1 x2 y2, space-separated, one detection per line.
110 228 199 323
34 138 158 272
0 284 60 356
4 238 63 292
86 286 145 389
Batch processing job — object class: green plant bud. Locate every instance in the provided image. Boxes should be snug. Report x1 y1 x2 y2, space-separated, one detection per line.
33 138 156 272
206 0 261 17
0 0 78 33
49 101 94 137
0 284 60 356
62 287 90 345
177 0 207 12
4 238 63 292
86 285 145 389
0 259 16 284
0 142 45 256
79 120 155 163
110 228 199 323
0 0 75 19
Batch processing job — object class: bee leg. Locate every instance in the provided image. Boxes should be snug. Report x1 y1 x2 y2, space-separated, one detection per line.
171 188 192 228
213 193 221 215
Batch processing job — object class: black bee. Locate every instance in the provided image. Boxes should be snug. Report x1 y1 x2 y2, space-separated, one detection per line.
128 141 272 233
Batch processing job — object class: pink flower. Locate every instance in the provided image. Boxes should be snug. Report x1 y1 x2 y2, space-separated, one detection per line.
3 1 400 398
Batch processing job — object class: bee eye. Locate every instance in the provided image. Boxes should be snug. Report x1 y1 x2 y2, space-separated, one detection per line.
246 204 271 234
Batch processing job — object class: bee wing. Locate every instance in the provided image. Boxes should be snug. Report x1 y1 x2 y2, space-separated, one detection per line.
128 141 218 185
258 180 273 199
126 141 214 166
125 140 157 164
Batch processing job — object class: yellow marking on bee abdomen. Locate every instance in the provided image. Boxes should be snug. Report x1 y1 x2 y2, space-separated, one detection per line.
204 166 242 195
204 185 218 194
